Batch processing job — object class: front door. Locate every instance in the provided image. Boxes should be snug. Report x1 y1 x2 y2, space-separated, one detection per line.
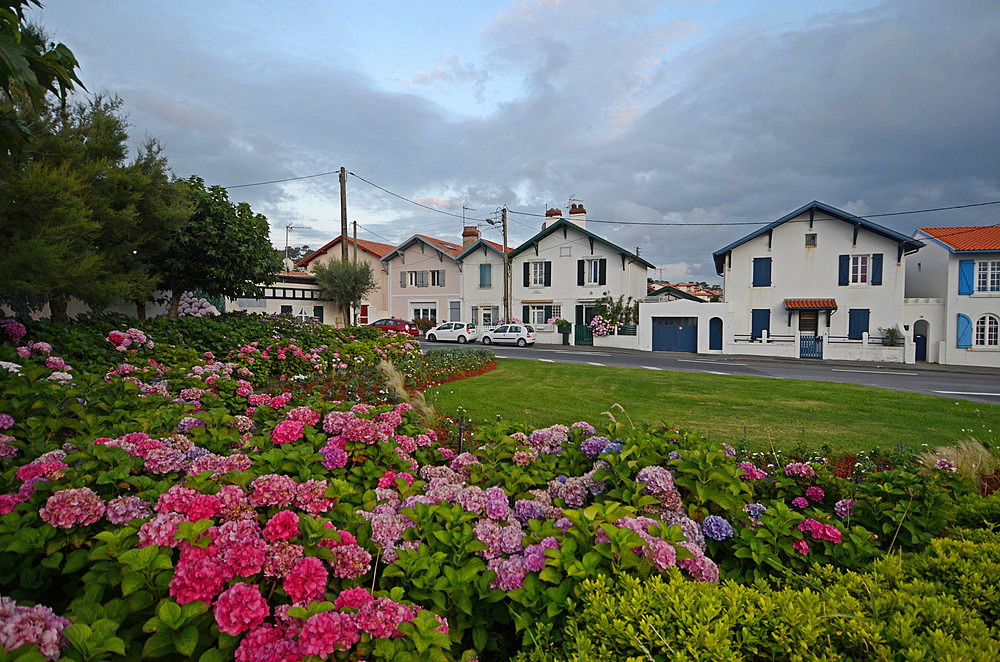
914 334 927 362
798 311 822 358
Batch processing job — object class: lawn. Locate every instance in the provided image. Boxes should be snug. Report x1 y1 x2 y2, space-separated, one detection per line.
425 359 1000 453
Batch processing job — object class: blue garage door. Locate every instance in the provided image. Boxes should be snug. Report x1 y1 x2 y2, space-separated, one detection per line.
652 317 698 352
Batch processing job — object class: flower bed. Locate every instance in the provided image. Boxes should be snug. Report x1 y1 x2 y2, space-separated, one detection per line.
0 316 997 660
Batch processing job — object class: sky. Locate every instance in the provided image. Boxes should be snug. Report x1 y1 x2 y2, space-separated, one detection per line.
31 0 1000 283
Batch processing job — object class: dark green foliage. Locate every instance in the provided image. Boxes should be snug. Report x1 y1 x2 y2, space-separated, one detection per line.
954 490 1000 529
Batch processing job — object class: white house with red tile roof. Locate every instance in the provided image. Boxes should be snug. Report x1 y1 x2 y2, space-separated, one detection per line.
906 226 1000 367
296 236 396 325
381 234 466 324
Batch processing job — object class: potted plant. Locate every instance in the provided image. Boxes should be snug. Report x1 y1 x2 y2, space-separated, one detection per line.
549 317 572 344
879 325 903 346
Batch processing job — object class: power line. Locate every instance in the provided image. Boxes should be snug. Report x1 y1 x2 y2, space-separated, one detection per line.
223 170 341 190
348 171 491 223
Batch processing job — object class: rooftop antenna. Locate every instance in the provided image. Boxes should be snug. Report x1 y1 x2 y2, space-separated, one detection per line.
285 223 312 269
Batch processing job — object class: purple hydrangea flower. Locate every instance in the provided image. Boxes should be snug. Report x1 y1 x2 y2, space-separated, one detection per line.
834 498 856 519
792 496 809 509
581 436 609 458
743 503 767 522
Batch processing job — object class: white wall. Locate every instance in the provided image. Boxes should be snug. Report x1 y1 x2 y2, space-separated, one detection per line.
303 244 390 323
511 224 648 325
638 300 730 353
384 241 463 323
722 210 908 342
906 233 949 298
459 245 505 325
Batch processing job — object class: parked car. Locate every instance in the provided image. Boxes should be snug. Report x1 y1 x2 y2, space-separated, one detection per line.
369 318 420 336
480 324 535 347
426 322 478 344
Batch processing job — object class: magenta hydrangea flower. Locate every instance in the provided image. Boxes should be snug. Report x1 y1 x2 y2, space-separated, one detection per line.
138 512 186 548
354 597 412 638
0 596 70 661
791 496 809 509
214 583 269 635
272 419 305 445
38 488 105 528
805 485 825 502
105 496 152 524
834 498 856 519
334 587 373 610
737 461 767 480
299 610 361 656
0 413 14 429
793 539 810 555
327 544 373 579
284 556 327 604
784 462 816 478
263 510 300 542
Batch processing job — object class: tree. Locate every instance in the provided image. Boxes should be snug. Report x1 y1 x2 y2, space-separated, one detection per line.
1 3 83 155
154 176 280 316
0 95 137 322
311 259 377 325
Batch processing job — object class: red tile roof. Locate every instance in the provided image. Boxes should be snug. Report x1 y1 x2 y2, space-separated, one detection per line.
784 298 837 310
919 226 1000 252
297 236 397 267
483 239 512 253
416 234 464 256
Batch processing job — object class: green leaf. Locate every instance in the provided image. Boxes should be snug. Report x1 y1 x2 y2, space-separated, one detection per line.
176 625 199 656
198 647 225 662
61 623 92 654
120 571 145 596
142 631 176 658
157 600 182 629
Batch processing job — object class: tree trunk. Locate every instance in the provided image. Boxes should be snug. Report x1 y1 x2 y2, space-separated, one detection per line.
135 301 147 321
169 291 182 317
341 303 351 328
49 296 69 325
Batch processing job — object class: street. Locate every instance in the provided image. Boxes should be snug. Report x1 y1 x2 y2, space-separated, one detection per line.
418 340 1000 405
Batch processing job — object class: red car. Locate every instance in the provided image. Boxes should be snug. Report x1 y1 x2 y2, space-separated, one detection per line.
369 318 420 336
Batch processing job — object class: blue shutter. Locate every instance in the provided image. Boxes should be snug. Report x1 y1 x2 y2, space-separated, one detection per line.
958 260 974 295
838 255 850 286
752 258 771 287
871 254 883 286
751 309 770 339
480 263 491 287
957 313 972 348
848 309 869 340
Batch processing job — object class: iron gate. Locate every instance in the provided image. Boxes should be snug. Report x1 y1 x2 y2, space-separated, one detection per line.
574 323 593 346
799 335 823 359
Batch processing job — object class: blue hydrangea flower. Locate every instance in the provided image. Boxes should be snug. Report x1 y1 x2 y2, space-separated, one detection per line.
743 503 766 522
701 515 735 541
667 451 683 461
602 440 623 454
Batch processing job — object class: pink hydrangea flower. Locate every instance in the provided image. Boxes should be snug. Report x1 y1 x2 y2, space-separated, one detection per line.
271 419 305 445
791 496 809 509
805 485 825 502
214 583 269 635
263 510 300 542
38 487 105 528
333 587 373 609
284 556 327 604
299 611 360 656
793 539 810 555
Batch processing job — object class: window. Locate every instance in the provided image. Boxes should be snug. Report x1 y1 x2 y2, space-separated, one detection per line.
751 309 770 340
531 262 546 286
528 306 547 325
431 270 445 287
976 261 1000 292
577 258 606 286
752 257 772 287
975 314 999 347
560 246 572 257
480 306 498 325
412 306 437 322
805 233 817 247
479 263 492 288
851 256 869 284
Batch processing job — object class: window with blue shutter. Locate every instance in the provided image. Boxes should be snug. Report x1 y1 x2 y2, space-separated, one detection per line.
751 309 770 339
871 254 883 286
848 309 869 340
958 260 974 295
957 313 972 348
752 258 772 287
479 263 492 288
838 255 849 286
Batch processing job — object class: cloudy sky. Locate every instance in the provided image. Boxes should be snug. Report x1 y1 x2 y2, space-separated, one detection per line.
32 0 1000 283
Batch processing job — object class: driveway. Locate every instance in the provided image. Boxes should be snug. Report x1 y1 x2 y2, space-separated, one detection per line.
418 340 1000 404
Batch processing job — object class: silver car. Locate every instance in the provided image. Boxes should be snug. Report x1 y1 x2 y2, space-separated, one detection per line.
480 324 535 347
426 322 478 344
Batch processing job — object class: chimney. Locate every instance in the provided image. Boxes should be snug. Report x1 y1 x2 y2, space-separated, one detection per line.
568 202 586 228
544 207 563 229
462 225 480 249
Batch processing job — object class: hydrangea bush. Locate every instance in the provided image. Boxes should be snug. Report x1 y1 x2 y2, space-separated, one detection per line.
0 315 987 660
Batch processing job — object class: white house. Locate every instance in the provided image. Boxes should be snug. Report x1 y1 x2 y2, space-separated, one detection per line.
507 204 654 345
295 237 396 325
905 226 1000 367
382 234 465 324
226 270 336 323
455 226 509 327
712 201 924 362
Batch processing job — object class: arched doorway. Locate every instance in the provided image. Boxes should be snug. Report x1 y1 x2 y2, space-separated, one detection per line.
709 317 723 351
913 319 929 362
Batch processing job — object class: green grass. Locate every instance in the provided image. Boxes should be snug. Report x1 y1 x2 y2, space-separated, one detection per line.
425 359 1000 453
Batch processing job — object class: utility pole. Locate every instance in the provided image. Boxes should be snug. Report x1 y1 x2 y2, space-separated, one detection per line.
339 167 348 262
503 206 510 321
352 221 358 263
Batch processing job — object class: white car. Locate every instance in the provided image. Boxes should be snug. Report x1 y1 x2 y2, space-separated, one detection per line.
480 324 535 347
425 322 478 344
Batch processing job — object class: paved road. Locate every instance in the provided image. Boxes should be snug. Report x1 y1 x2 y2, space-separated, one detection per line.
419 340 1000 404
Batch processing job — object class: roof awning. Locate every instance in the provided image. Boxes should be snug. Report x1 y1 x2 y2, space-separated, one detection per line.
784 298 837 310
